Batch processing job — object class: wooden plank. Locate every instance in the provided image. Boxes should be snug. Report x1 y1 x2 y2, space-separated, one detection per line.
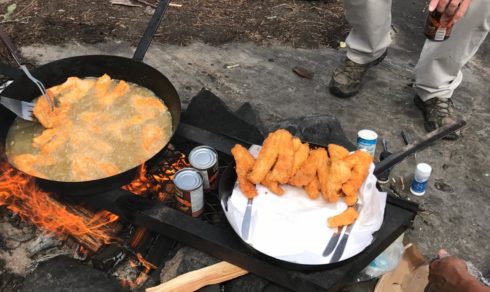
146 261 248 292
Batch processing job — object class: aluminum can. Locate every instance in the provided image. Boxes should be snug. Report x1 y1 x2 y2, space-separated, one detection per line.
356 129 378 157
173 168 204 217
188 146 219 192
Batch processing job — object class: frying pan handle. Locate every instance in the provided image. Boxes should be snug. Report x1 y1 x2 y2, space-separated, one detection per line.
133 0 171 62
373 118 467 176
0 25 24 67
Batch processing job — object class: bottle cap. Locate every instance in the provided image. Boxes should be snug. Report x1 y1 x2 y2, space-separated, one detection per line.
416 163 432 178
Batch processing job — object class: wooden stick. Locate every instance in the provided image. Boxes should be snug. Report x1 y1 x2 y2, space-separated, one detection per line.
146 261 248 292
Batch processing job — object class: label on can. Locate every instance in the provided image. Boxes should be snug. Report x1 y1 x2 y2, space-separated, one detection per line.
173 168 204 217
197 165 219 191
189 146 219 192
410 178 428 194
356 129 377 157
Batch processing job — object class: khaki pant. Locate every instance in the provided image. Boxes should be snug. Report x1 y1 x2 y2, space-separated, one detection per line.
345 0 490 101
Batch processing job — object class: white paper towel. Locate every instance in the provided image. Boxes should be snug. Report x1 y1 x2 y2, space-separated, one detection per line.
223 147 387 265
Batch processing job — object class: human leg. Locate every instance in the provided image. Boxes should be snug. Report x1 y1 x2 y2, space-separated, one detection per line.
414 0 490 138
330 0 392 97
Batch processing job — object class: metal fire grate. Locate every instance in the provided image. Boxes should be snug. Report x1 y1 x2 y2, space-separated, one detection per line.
81 122 418 292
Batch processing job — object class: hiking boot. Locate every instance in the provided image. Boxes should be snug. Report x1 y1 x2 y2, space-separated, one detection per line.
329 51 387 98
414 95 462 140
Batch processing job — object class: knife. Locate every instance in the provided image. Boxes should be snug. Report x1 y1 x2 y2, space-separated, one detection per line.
322 226 343 257
241 199 253 241
329 204 361 263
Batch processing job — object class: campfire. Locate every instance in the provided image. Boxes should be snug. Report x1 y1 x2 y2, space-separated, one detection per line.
0 146 189 288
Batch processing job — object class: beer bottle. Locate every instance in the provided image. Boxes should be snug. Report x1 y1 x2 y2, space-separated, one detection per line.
424 10 453 41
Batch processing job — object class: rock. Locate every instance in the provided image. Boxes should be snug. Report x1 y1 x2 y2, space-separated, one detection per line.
20 256 122 292
160 246 220 283
0 259 24 292
275 115 356 150
224 274 269 292
434 180 453 192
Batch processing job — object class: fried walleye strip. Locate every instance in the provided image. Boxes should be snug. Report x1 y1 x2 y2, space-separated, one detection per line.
32 91 57 128
33 77 93 129
327 207 359 228
95 74 112 98
262 172 285 196
292 137 302 151
328 144 349 160
248 131 280 184
289 148 323 187
290 142 310 179
231 144 257 199
342 150 373 206
323 159 351 203
316 147 330 199
100 80 130 105
268 129 294 184
305 176 320 199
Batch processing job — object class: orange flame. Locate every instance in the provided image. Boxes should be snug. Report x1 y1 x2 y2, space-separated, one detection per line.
136 252 157 271
121 272 149 289
121 253 155 288
123 153 189 200
0 161 118 249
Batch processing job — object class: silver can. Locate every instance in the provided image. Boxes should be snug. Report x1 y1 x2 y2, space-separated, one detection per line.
173 168 204 217
188 146 219 192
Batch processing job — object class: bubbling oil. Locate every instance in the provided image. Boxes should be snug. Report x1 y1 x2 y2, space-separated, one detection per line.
6 76 172 182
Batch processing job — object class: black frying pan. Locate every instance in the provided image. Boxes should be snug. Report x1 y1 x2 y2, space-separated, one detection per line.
218 119 466 270
0 0 181 196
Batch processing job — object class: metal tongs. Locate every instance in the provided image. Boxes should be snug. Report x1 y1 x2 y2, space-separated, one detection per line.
0 25 54 113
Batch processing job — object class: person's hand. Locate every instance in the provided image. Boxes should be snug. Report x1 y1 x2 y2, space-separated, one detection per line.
428 249 489 292
428 0 471 23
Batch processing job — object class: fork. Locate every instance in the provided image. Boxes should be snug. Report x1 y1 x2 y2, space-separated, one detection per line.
0 95 35 121
0 25 54 111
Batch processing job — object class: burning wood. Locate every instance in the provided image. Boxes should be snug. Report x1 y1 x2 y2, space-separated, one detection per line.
123 151 189 200
0 161 118 252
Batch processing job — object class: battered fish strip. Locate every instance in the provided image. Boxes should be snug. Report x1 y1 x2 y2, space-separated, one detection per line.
305 177 320 199
11 154 44 177
290 142 309 179
328 144 349 160
95 74 112 98
327 207 359 228
231 144 257 199
131 95 167 119
58 78 95 104
247 131 280 185
262 173 284 196
323 159 351 203
342 150 372 206
315 148 330 199
292 137 302 151
71 156 119 181
142 124 164 153
268 129 294 184
289 148 323 187
100 80 130 105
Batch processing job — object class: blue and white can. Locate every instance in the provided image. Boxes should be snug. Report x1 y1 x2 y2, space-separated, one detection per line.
356 129 378 157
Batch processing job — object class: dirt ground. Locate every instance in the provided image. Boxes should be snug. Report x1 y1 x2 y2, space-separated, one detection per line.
1 0 489 290
0 0 348 65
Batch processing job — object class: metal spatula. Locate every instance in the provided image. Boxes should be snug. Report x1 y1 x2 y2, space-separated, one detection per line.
0 95 35 121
